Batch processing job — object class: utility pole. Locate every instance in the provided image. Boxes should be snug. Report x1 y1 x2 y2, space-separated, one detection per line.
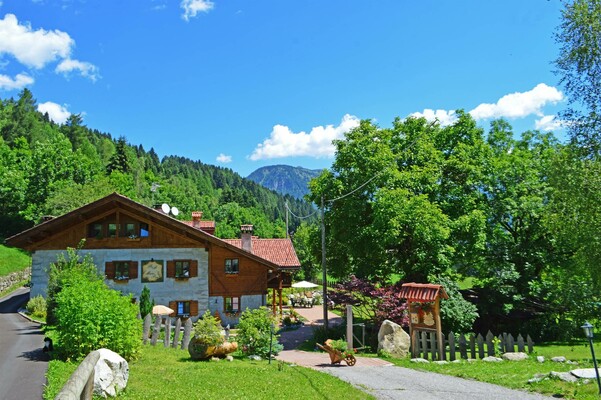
321 195 328 330
285 200 289 239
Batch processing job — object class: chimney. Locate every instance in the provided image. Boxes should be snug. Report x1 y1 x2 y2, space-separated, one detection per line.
241 225 253 253
191 211 203 228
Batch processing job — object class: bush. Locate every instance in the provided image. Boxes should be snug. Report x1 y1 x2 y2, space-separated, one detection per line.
193 311 224 347
139 285 154 318
26 295 47 319
237 307 282 357
46 241 101 326
311 324 346 346
433 274 478 334
54 278 142 360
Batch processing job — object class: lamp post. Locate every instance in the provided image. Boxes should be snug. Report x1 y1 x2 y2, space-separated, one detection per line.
582 321 601 394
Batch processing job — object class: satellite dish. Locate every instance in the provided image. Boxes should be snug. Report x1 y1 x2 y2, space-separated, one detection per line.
161 203 170 214
171 207 179 216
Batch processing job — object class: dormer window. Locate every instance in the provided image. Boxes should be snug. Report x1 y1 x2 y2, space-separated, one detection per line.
87 215 151 240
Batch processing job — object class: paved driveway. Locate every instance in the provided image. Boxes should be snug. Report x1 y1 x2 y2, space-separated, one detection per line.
278 306 553 400
0 287 48 400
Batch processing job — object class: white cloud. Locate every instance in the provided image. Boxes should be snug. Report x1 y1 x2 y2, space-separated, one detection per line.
469 83 563 120
0 72 34 90
535 115 563 132
181 0 214 21
410 109 457 127
0 13 98 84
0 14 73 69
37 101 71 124
216 153 232 163
249 114 360 160
56 58 99 81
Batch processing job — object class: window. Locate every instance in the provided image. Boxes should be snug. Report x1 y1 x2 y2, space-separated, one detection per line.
115 261 130 280
225 259 239 274
175 261 190 278
88 223 103 238
177 301 190 317
225 297 240 313
123 223 136 238
140 222 149 237
108 223 118 238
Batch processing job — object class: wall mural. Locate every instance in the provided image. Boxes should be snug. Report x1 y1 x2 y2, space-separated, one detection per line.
142 259 164 283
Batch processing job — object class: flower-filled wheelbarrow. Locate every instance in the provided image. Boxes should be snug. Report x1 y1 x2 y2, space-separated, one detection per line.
316 339 356 366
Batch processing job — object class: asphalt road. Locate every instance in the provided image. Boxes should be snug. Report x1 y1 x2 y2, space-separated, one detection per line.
0 287 48 400
325 365 554 400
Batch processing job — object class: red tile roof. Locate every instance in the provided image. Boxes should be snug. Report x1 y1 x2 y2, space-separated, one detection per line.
182 220 216 229
398 283 449 302
224 238 301 269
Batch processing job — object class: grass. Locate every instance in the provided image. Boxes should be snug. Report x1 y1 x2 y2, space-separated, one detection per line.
386 341 601 399
0 244 30 276
45 345 374 400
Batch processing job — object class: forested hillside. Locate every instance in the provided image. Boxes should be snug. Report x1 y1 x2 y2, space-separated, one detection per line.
247 165 321 199
0 89 315 240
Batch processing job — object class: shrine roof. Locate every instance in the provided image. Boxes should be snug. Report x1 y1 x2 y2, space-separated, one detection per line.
398 283 449 302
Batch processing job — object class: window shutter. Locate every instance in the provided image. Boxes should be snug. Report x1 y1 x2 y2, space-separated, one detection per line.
105 262 115 279
169 301 177 317
129 261 138 280
166 261 175 278
189 260 198 277
190 300 199 317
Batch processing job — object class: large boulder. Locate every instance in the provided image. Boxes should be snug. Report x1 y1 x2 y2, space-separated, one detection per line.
377 319 410 358
94 349 129 398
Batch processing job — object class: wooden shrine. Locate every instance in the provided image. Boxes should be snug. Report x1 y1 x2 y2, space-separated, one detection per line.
399 283 448 359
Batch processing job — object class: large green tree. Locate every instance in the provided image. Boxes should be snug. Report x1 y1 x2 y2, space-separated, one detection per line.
555 0 601 154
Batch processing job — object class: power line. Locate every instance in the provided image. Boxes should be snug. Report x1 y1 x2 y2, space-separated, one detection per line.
325 120 436 205
284 202 318 220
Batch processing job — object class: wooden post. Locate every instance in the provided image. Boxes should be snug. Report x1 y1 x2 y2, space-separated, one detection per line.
517 334 525 352
278 288 283 315
448 332 455 361
181 318 192 350
346 305 353 351
151 316 161 346
469 334 476 359
271 288 276 314
459 334 467 359
434 298 444 361
142 314 151 345
164 316 172 348
486 331 494 356
172 318 182 348
527 335 534 353
477 334 485 359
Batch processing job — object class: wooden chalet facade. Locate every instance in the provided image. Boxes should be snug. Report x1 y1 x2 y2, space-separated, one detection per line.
5 193 300 325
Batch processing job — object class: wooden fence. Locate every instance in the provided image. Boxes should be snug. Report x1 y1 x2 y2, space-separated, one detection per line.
142 314 193 350
412 330 534 361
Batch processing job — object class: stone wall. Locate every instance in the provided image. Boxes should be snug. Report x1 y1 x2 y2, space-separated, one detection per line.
0 268 31 293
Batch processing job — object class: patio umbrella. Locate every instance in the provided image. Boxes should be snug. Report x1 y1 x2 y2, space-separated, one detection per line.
152 305 174 315
291 280 318 289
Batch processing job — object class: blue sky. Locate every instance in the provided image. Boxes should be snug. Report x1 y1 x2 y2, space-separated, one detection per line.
0 0 567 176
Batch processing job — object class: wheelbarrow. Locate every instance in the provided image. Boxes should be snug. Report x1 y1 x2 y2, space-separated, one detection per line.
316 340 356 366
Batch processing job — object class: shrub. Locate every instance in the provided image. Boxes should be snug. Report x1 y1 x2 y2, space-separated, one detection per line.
46 241 101 326
237 307 282 357
432 274 478 334
193 311 224 347
311 324 346 347
54 278 142 360
26 295 47 319
139 285 154 318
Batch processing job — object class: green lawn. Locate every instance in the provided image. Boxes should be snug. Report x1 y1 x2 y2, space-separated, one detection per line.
0 244 30 276
45 345 374 400
387 341 601 400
